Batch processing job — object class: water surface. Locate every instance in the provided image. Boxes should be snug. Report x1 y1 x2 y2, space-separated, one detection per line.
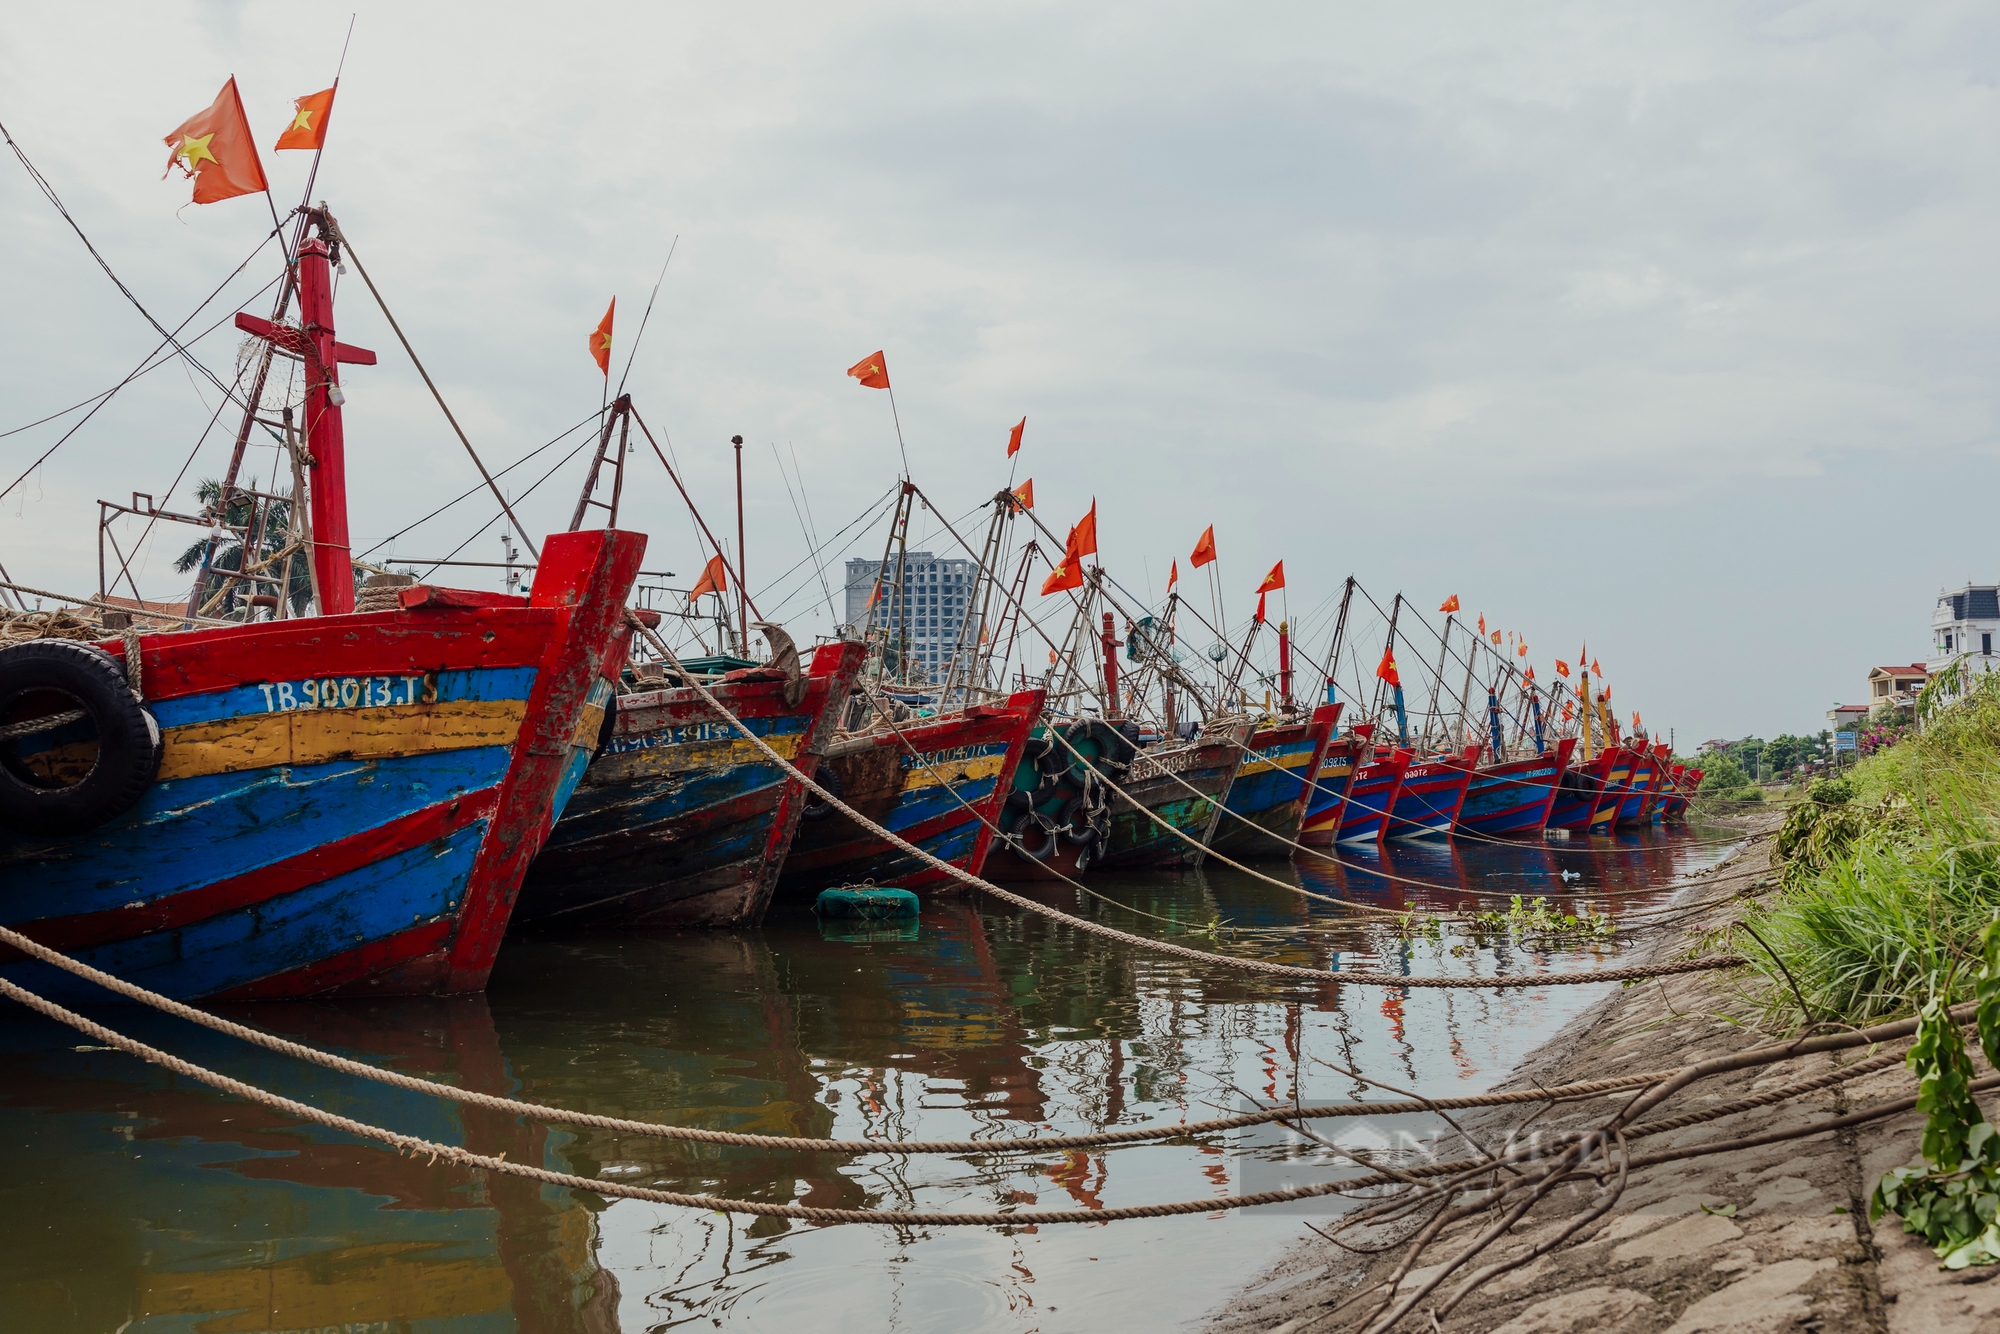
0 826 1740 1333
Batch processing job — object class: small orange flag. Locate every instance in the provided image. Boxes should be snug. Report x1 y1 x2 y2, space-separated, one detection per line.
1525 665 1537 681
163 77 269 205
688 553 727 600
1375 647 1400 687
1439 594 1460 613
1067 500 1098 559
1011 478 1034 510
1168 559 1178 589
1041 551 1084 596
1555 659 1571 677
1517 641 1528 656
1591 659 1601 676
1255 591 1268 624
274 86 336 151
1477 614 1486 636
847 351 890 389
1256 561 1284 594
589 299 615 376
1190 525 1217 568
1007 417 1025 458
1490 630 1502 645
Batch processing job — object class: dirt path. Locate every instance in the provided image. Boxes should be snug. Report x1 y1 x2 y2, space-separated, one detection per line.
1209 814 2000 1333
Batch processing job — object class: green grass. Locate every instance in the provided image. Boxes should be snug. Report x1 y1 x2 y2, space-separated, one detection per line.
1745 671 2000 1029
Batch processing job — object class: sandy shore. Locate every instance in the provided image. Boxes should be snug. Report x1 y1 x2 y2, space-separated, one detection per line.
1208 813 2000 1333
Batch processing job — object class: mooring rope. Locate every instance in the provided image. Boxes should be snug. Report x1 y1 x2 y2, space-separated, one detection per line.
0 970 1939 1227
0 921 1698 1154
633 619 1746 990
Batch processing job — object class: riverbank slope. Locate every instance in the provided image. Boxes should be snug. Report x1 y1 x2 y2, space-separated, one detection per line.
1210 813 2000 1334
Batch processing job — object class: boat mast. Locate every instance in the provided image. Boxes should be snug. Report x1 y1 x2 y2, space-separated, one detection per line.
1424 614 1453 748
232 211 376 616
1321 576 1355 710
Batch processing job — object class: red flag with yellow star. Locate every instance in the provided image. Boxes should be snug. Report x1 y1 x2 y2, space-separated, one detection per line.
1256 561 1285 594
1007 417 1025 458
1041 550 1084 596
1011 478 1034 510
1190 525 1217 568
847 351 890 389
589 300 614 377
274 87 335 151
1439 594 1460 613
163 77 268 205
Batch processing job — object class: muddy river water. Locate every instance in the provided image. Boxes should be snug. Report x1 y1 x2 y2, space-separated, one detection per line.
0 827 1742 1333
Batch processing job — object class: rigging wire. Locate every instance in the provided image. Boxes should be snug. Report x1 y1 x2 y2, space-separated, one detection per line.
0 236 285 508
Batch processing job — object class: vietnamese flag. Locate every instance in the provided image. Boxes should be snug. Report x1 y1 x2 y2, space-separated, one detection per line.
1012 478 1034 510
1555 659 1570 678
688 553 727 600
1477 614 1486 636
274 86 336 151
1517 641 1528 656
1439 594 1460 613
1041 551 1084 596
1524 665 1536 681
1256 561 1284 594
1168 559 1178 590
1007 417 1025 458
847 351 890 389
1254 592 1268 624
1375 646 1399 687
589 299 615 377
1067 500 1098 559
163 77 269 204
1190 525 1217 568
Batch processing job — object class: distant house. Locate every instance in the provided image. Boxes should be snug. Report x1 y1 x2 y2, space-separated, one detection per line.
1867 663 1927 716
1827 703 1869 732
1930 584 2000 678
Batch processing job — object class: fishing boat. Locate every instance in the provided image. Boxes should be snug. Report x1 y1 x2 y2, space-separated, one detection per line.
775 688 1043 894
1455 737 1575 837
1616 748 1658 827
513 637 867 928
986 718 1252 879
1547 750 1610 832
1585 746 1637 835
0 219 644 1001
1333 747 1411 845
1384 747 1477 840
1298 724 1370 848
1206 703 1341 860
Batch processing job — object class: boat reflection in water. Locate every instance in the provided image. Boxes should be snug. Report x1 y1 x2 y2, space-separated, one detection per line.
0 826 1737 1333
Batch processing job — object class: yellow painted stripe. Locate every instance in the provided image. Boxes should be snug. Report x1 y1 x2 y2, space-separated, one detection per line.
158 700 526 781
902 754 1007 791
587 733 800 783
1236 753 1318 778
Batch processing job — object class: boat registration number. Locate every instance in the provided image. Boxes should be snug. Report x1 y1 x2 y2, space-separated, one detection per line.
256 674 437 712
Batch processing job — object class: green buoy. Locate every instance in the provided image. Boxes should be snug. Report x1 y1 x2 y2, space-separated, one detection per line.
814 886 920 920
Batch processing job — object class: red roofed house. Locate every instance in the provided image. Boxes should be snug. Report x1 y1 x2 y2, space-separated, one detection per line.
1866 663 1927 717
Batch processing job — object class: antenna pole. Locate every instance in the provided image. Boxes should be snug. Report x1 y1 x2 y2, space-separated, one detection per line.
733 434 747 656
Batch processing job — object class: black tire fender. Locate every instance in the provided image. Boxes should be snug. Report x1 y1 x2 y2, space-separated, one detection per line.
1005 805 1056 862
802 762 843 820
0 639 161 836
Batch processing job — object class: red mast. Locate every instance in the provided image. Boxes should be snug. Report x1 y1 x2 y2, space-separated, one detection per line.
235 213 375 615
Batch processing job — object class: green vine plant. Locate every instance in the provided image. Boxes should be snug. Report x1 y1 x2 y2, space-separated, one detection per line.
1872 915 2000 1268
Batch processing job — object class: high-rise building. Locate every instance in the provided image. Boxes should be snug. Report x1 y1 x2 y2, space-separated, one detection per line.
844 551 979 674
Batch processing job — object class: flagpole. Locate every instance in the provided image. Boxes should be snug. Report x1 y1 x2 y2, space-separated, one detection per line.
885 384 911 477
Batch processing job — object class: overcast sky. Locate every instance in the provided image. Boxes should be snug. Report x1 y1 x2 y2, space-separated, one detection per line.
2 2 1995 744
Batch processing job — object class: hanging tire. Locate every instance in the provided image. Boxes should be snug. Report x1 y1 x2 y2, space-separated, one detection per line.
0 640 161 836
802 762 843 820
1002 787 1033 818
1058 795 1099 845
1006 807 1056 862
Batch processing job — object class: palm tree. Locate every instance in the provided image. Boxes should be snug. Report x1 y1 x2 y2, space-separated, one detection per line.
174 479 312 616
